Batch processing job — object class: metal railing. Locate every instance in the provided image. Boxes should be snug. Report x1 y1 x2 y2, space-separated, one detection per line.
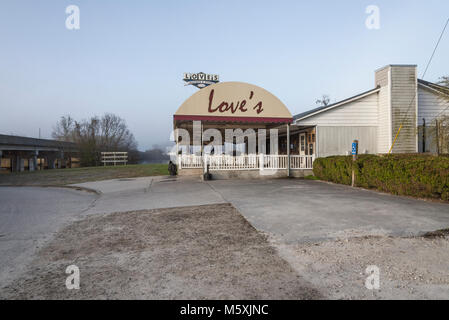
178 154 314 170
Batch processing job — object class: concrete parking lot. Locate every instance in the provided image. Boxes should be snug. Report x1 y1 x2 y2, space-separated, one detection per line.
207 179 449 243
0 187 97 286
74 176 449 243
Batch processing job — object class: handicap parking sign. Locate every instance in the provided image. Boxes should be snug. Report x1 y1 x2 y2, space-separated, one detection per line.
352 142 358 155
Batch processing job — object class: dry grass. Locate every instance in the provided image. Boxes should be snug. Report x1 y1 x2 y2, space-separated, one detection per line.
0 164 168 186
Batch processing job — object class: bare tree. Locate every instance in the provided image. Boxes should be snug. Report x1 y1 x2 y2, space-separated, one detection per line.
99 113 136 151
438 76 449 88
52 113 138 166
52 115 76 141
316 95 331 107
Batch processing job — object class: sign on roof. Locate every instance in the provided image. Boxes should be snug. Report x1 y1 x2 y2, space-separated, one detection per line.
174 81 293 123
183 72 219 89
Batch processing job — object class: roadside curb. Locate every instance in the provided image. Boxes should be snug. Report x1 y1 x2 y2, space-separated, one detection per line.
0 184 102 195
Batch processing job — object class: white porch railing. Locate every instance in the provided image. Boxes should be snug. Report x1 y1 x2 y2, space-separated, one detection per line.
178 154 314 170
178 154 203 168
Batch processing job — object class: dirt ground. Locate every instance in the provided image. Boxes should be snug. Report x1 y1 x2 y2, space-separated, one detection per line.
273 233 449 300
0 203 320 300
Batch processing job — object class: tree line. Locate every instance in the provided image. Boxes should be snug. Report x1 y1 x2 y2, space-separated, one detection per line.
52 113 139 166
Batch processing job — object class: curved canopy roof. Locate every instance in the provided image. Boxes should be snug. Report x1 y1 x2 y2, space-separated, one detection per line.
174 82 292 123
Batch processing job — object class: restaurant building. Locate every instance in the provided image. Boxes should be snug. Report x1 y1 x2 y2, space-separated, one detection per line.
173 65 449 178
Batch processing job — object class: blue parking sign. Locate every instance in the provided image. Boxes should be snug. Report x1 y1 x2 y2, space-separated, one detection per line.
352 142 357 155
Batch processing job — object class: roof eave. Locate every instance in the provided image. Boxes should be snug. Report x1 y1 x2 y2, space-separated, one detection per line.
294 87 381 123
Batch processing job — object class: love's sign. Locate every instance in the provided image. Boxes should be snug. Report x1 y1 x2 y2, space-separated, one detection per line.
208 89 264 115
184 72 219 89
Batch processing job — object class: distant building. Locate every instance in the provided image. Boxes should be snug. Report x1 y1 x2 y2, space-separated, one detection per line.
0 134 78 172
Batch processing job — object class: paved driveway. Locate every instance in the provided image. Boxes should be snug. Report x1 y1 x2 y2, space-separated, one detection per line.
208 179 449 243
72 176 225 214
74 176 449 243
0 187 97 286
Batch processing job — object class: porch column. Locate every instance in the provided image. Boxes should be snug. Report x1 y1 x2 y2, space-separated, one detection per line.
29 158 34 171
175 128 179 165
57 151 64 169
19 156 25 172
13 155 24 172
287 123 291 177
200 122 203 156
47 155 55 169
32 151 38 171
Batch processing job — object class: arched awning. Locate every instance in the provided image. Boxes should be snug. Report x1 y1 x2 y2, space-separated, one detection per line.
174 82 292 124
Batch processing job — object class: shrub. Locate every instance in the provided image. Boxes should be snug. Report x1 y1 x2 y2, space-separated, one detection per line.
313 154 449 201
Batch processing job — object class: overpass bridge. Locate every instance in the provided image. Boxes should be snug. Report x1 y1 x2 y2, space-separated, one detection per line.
0 134 78 172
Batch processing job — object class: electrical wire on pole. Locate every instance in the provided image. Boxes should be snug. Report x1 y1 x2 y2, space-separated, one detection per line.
388 17 449 154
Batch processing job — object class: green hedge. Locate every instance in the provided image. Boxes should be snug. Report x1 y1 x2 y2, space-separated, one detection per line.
313 154 449 201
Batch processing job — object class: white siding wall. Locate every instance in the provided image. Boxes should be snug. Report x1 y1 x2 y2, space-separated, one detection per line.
418 86 449 125
317 126 378 157
296 92 379 126
417 85 449 153
296 93 379 157
375 66 392 153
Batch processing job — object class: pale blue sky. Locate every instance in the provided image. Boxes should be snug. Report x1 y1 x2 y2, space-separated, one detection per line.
0 0 448 150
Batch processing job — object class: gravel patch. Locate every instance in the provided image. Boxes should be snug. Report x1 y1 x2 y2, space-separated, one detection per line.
273 234 449 300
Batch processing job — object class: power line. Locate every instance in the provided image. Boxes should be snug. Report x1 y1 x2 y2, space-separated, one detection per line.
421 18 449 79
400 17 449 124
389 17 449 153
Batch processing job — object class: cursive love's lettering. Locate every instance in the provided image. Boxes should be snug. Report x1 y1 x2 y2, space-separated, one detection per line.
208 89 264 114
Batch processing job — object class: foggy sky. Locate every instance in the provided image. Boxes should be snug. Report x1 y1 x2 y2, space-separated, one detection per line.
1 0 448 151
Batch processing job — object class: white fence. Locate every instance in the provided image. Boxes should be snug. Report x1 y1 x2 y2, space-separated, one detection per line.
178 154 203 169
101 152 128 166
178 154 314 170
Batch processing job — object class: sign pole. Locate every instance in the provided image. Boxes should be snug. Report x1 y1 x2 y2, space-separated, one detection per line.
436 119 440 156
351 140 358 187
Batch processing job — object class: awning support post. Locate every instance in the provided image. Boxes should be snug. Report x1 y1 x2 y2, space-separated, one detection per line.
287 123 291 177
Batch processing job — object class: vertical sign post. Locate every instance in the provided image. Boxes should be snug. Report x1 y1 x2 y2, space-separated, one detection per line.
351 140 358 187
422 118 426 153
436 119 440 156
